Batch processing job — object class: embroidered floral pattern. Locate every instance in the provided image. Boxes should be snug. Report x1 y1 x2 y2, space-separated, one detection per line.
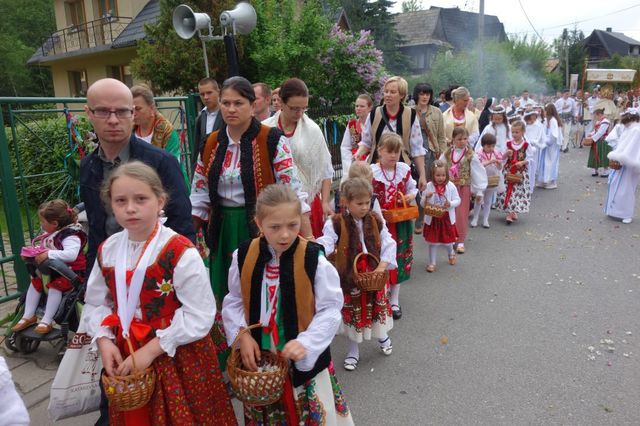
156 279 174 296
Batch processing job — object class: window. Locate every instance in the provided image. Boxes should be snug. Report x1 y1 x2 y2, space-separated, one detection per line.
68 70 88 97
107 65 133 87
65 0 86 27
413 52 426 70
97 0 118 17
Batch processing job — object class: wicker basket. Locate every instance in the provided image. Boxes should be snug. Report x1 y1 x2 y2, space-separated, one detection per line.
424 203 446 218
102 339 156 412
505 173 523 184
352 252 388 292
382 191 419 224
487 175 500 188
609 160 621 170
227 324 289 407
582 139 593 146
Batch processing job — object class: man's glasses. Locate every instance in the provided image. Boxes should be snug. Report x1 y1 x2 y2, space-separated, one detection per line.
88 108 134 119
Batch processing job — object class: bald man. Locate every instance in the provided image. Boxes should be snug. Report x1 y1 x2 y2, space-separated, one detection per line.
80 78 195 273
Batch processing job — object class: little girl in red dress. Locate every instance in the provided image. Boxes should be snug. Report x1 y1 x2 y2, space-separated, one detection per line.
421 160 461 272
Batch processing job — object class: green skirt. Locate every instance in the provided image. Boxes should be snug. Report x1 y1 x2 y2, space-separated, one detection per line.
587 141 612 169
209 206 251 371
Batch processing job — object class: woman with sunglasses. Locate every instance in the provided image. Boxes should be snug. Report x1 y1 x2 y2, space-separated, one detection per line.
263 78 335 237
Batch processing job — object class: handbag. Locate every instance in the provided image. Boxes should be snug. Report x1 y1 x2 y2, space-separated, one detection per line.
382 191 419 223
47 312 103 421
20 233 49 258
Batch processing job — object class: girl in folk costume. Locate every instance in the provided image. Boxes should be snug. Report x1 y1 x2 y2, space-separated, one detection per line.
536 103 562 189
348 161 385 215
496 121 532 224
263 78 334 237
12 200 86 334
585 103 612 177
605 108 640 224
440 127 488 254
340 94 373 181
317 178 396 372
442 86 480 147
371 134 418 320
422 160 461 272
470 134 505 229
353 76 428 191
191 77 310 368
222 184 354 425
523 109 547 193
84 162 236 425
477 105 510 154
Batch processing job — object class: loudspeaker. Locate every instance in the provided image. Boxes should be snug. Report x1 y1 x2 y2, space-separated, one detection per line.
219 2 257 35
172 4 211 39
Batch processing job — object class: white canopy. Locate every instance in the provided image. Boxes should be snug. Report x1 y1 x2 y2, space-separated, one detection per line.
586 69 637 83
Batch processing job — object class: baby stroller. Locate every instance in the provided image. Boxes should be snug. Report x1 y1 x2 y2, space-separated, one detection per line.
5 258 85 356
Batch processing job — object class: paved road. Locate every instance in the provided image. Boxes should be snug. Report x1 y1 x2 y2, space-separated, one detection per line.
19 147 640 425
333 148 640 425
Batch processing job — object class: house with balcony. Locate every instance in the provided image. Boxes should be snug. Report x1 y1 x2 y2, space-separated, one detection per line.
28 0 160 97
583 28 640 66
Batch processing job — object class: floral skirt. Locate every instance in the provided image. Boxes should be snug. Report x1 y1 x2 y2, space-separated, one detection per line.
340 283 393 342
387 220 413 284
244 363 354 426
108 336 237 426
496 170 531 214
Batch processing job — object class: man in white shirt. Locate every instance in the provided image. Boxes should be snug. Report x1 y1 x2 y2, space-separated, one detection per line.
252 82 272 122
554 89 577 152
192 78 223 168
518 90 536 108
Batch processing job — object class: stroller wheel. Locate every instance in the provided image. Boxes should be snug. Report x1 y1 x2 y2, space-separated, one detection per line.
4 332 19 352
15 334 41 354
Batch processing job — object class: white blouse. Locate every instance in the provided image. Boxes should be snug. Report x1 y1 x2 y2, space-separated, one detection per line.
190 128 310 220
477 123 510 154
439 148 488 197
371 162 418 201
83 226 216 357
41 227 81 264
316 214 397 269
360 113 427 158
222 245 343 372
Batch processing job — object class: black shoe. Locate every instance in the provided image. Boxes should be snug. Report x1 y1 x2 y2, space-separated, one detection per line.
600 173 609 178
591 172 599 177
563 148 569 153
391 304 402 320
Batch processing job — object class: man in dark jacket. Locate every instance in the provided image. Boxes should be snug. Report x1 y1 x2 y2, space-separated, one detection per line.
80 78 195 275
192 77 223 168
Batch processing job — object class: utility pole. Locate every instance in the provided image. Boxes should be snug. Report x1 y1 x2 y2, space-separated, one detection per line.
478 0 485 95
565 38 570 89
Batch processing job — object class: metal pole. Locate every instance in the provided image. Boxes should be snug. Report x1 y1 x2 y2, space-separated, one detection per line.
478 0 485 95
565 40 570 88
201 37 210 78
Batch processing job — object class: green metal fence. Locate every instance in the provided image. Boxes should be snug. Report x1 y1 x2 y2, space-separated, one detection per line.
0 95 199 304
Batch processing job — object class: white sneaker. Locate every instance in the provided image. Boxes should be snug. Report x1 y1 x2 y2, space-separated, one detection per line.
482 221 490 229
545 183 558 189
470 219 478 228
622 218 633 224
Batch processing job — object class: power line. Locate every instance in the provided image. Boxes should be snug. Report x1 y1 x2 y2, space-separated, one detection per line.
541 2 640 31
518 0 543 40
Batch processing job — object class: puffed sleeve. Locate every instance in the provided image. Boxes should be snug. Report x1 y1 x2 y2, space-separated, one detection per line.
272 136 311 214
592 121 610 141
448 183 462 209
340 129 353 180
155 247 216 357
83 260 116 349
404 166 418 198
221 250 247 345
409 117 427 157
189 152 210 221
378 216 397 268
470 153 488 196
294 255 343 372
315 219 338 256
46 236 81 263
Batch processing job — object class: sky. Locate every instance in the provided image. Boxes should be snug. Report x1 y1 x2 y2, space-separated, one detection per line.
391 0 640 43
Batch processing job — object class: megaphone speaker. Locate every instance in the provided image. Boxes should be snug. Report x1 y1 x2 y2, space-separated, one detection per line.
173 4 211 39
219 2 257 35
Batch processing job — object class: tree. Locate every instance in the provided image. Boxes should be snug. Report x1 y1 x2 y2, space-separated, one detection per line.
0 0 55 96
552 27 587 89
401 0 423 13
131 0 239 94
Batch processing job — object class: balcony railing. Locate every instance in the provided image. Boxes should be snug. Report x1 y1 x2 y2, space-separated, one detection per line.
38 16 132 58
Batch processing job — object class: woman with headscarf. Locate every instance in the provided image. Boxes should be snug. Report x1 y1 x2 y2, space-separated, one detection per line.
478 97 495 134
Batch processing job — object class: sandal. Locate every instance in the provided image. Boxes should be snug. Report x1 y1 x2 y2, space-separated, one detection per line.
34 322 53 334
448 255 457 265
343 356 359 371
456 245 465 254
426 264 435 273
11 316 37 332
378 337 393 356
414 225 423 234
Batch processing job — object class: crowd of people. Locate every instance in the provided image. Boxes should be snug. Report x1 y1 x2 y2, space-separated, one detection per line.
10 73 640 425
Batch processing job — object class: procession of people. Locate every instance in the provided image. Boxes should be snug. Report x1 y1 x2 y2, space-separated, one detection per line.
11 72 640 425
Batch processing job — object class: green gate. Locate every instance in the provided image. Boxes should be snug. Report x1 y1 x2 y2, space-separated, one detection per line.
0 95 199 304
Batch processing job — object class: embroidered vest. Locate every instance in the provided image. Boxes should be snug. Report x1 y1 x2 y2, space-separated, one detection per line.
50 225 87 273
330 212 382 291
368 105 416 165
201 120 280 251
237 237 331 387
443 147 474 186
98 235 192 334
